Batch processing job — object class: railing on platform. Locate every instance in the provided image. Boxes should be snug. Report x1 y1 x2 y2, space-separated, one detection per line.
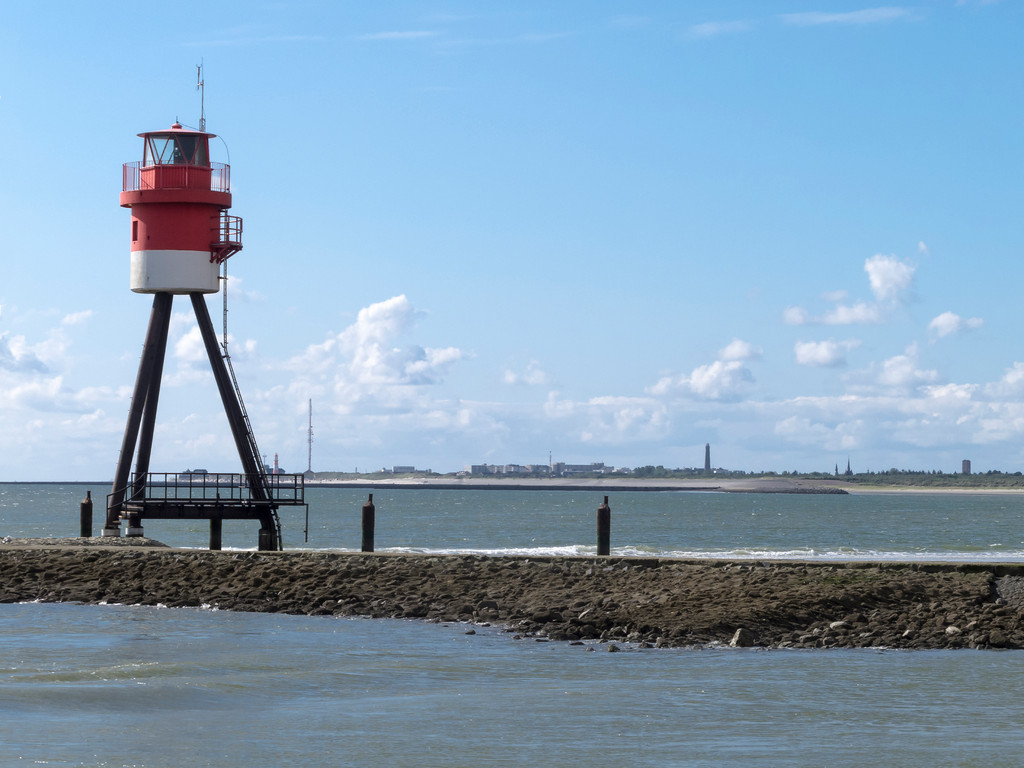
122 162 231 193
125 472 306 505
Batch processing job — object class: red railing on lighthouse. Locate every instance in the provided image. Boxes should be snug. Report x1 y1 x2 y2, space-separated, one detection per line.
123 161 231 194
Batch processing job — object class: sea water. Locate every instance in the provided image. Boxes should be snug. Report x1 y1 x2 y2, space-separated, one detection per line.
3 484 1024 766
5 482 1024 559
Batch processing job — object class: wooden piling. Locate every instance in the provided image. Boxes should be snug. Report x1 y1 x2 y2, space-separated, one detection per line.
79 491 93 538
361 494 376 552
597 495 611 555
258 528 274 551
209 517 222 551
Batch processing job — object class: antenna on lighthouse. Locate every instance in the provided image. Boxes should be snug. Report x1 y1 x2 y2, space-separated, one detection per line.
196 62 206 132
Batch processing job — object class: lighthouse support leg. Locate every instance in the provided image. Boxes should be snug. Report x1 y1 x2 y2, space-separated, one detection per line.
190 293 265 491
190 293 278 547
126 302 172 537
105 292 173 535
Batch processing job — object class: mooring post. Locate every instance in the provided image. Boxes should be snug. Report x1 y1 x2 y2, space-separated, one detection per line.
361 493 375 552
80 491 93 538
210 516 222 551
258 528 274 551
597 495 611 556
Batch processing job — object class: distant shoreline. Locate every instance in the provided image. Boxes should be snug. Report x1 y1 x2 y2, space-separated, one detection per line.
3 477 1024 495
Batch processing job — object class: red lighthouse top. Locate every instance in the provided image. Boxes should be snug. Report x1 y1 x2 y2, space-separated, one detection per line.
121 121 242 294
138 122 215 166
121 122 232 205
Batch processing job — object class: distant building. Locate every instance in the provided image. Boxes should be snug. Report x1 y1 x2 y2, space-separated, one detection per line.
844 458 853 477
962 459 972 475
704 443 711 473
463 461 607 477
552 462 607 476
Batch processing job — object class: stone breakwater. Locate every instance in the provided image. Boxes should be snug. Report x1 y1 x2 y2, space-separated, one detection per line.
3 544 1024 650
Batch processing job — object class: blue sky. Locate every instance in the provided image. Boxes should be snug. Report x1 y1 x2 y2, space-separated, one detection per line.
1 1 1021 480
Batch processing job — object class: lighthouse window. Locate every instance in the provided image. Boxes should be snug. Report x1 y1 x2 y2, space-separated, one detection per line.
144 136 174 166
143 134 209 166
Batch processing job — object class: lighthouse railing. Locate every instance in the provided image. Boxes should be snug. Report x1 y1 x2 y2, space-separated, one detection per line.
117 471 306 505
123 162 231 193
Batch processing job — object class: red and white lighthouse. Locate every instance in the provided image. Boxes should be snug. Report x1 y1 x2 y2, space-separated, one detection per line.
120 122 241 293
105 119 295 551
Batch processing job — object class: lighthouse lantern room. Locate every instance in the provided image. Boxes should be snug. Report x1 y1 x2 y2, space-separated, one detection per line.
105 119 304 550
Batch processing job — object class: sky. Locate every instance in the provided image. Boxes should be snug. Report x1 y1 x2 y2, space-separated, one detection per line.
0 1 1022 480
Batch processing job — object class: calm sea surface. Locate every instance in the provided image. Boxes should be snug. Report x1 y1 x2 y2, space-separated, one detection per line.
3 483 1024 766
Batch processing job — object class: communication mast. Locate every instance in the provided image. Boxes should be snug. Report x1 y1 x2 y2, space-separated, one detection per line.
196 62 206 133
307 399 314 474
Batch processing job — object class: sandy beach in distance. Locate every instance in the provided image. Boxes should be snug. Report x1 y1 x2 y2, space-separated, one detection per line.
303 475 1024 495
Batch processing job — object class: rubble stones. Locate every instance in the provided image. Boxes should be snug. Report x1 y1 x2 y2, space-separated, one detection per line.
0 544 1023 650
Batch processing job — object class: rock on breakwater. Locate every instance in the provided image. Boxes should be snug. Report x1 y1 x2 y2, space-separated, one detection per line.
1 544 1023 650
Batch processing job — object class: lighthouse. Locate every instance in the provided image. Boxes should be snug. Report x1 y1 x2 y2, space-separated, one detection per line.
104 119 304 550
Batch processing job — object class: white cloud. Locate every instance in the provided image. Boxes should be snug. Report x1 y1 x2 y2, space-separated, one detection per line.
283 295 464 412
928 311 983 339
865 253 915 304
649 339 761 401
689 360 754 399
0 332 48 373
504 359 550 386
774 415 861 451
650 360 754 401
781 8 914 26
821 301 882 325
786 253 914 326
544 392 669 445
983 362 1024 399
794 339 860 367
877 345 938 391
782 306 810 325
61 310 93 326
0 375 63 409
719 339 762 361
174 325 206 364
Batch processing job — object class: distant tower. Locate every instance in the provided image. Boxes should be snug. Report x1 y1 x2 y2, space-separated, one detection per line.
104 118 284 550
962 459 972 475
845 458 853 476
704 443 711 473
306 398 314 476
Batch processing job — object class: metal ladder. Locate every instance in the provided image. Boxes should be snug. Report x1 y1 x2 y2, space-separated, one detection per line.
221 263 282 549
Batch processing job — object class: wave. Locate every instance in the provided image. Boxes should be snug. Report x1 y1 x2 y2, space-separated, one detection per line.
273 543 1024 562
